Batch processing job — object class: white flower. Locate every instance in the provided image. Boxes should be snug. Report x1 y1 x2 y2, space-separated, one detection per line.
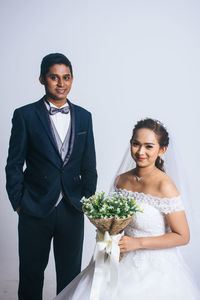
82 190 141 219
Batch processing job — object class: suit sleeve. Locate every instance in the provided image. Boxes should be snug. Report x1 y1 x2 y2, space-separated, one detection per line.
80 113 97 198
5 109 27 211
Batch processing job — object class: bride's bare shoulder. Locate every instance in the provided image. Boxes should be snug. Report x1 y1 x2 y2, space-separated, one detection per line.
157 171 179 198
116 170 134 188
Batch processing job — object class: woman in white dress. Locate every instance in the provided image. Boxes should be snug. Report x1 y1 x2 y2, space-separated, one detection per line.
54 118 199 300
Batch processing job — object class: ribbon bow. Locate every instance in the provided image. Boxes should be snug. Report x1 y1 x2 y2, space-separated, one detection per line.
90 230 122 300
49 106 70 115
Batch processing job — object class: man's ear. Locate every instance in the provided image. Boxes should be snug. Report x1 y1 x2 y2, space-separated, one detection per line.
39 75 45 85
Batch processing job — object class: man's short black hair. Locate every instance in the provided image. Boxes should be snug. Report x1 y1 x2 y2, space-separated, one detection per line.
40 53 73 79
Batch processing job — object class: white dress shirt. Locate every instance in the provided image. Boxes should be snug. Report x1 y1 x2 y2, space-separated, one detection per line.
45 100 71 142
45 100 71 206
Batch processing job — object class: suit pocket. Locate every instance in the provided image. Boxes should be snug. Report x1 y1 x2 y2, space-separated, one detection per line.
77 131 87 135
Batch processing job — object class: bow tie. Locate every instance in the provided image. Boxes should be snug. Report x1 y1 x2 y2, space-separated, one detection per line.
49 106 70 115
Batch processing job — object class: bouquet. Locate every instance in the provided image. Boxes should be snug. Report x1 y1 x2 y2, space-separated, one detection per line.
81 192 143 300
81 191 143 235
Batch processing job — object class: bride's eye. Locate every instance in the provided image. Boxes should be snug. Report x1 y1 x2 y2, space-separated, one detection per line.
146 145 153 149
132 142 139 147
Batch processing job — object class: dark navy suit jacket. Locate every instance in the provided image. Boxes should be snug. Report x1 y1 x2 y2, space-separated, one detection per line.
5 97 97 217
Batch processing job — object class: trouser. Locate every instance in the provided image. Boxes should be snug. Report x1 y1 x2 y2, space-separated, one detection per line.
18 199 84 300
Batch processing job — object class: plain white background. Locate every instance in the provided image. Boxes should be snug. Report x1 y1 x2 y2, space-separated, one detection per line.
0 0 200 298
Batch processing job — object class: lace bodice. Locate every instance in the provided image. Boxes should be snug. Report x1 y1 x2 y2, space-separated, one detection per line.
115 188 186 271
115 188 184 238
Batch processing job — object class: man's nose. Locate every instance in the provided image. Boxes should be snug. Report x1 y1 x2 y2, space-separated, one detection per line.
57 78 64 87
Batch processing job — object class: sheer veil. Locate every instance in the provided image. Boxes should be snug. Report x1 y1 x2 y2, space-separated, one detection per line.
109 124 194 231
109 120 200 292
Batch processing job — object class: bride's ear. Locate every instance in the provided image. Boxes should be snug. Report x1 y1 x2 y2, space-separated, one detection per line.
159 146 167 157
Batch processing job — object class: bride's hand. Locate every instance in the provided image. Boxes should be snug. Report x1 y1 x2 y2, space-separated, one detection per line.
118 236 140 253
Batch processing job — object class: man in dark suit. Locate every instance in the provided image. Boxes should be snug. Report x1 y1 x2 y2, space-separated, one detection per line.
5 53 97 300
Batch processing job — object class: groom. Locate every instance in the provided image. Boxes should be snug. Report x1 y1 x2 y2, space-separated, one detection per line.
5 53 97 299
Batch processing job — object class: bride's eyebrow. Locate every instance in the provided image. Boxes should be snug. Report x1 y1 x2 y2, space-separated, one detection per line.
132 139 155 145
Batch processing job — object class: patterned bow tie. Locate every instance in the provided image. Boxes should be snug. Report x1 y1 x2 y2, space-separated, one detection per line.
49 106 70 115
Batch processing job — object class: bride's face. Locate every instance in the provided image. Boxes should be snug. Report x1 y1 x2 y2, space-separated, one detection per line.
131 128 166 168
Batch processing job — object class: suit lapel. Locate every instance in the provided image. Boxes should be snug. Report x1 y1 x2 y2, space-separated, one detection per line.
63 100 76 166
34 97 76 166
34 97 61 157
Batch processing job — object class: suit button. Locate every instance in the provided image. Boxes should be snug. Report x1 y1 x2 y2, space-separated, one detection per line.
60 168 64 173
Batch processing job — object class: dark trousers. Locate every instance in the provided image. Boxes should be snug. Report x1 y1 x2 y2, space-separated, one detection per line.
18 199 84 300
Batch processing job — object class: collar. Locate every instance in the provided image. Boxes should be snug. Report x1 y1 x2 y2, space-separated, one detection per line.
44 99 69 110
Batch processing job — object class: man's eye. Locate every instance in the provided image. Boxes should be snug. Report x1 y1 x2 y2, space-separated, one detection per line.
132 142 139 146
50 75 57 80
64 75 70 80
146 145 153 149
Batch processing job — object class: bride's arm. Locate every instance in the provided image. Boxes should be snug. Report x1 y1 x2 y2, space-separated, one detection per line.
119 179 190 253
119 211 190 253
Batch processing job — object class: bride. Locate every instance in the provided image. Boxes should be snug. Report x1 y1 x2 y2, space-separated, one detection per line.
54 118 199 299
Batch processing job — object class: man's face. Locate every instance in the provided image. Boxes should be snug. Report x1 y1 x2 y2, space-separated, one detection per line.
40 64 73 102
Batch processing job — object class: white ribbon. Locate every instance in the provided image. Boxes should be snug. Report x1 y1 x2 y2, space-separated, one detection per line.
89 230 122 300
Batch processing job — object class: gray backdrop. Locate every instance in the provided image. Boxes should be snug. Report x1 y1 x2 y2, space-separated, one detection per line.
1 0 200 298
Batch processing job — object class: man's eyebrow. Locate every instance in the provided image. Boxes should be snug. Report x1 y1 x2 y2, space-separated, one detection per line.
48 73 71 76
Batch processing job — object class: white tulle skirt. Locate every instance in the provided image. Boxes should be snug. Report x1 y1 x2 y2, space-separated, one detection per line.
54 247 199 300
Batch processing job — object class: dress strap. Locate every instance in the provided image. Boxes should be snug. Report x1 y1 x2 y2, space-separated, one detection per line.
115 188 184 214
157 196 184 214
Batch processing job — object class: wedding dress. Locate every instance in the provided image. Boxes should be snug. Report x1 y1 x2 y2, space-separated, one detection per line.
54 189 199 300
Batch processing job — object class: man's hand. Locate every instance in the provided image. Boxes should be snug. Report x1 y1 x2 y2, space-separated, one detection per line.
16 207 21 214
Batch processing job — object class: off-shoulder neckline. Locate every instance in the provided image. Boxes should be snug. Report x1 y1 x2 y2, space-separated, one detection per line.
115 188 181 200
